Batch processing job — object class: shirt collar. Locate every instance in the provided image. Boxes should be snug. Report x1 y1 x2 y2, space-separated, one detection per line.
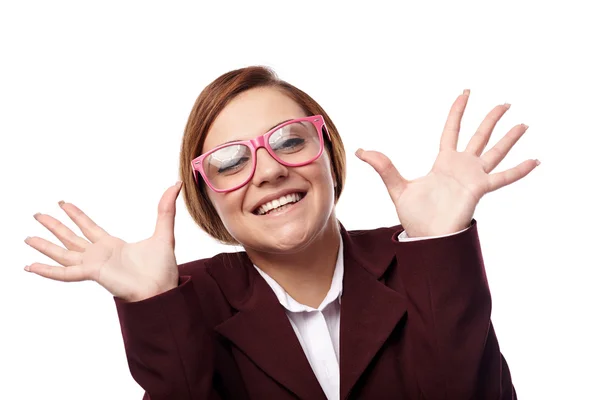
253 234 344 312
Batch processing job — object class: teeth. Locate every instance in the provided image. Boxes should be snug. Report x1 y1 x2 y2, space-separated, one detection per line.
257 193 302 215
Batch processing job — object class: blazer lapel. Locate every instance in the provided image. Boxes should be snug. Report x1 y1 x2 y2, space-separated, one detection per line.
210 253 327 400
339 225 408 400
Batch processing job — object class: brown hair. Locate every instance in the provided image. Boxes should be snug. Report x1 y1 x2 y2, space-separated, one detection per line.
178 66 346 244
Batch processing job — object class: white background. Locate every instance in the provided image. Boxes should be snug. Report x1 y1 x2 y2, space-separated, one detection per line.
1 1 598 398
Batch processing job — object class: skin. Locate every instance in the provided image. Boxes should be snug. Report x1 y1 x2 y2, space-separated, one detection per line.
23 88 538 308
202 87 341 307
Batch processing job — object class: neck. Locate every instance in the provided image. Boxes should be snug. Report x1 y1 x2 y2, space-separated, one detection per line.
247 215 341 308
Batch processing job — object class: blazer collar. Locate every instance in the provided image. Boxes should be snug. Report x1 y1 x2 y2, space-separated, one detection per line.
207 222 407 399
338 225 407 399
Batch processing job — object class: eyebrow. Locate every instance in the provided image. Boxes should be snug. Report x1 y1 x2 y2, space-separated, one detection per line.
221 119 293 145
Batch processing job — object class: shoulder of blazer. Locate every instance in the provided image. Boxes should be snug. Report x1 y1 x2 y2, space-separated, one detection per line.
345 223 404 240
342 222 404 279
175 251 251 323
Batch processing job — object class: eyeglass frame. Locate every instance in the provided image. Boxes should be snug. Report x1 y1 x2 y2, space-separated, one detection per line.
191 115 331 193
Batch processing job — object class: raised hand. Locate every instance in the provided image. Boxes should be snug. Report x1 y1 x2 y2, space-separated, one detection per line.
24 182 184 302
356 90 539 238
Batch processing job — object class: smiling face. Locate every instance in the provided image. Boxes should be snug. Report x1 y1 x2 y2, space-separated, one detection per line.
202 86 337 254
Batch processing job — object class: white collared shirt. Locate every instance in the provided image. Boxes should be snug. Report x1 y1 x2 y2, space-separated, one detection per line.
253 228 467 400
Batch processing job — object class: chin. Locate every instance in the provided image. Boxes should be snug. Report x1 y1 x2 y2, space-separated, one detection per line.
271 224 318 253
243 206 335 254
247 217 320 254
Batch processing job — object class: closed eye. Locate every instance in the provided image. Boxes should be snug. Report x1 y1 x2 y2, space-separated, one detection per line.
218 157 250 174
273 138 305 151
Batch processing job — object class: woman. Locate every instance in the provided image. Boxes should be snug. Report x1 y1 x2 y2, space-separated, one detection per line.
24 66 538 399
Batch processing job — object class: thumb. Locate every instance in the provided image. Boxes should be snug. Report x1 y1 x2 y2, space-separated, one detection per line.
153 181 183 246
355 149 407 197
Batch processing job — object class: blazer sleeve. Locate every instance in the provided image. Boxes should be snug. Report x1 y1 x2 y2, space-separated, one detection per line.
114 275 222 400
393 220 517 399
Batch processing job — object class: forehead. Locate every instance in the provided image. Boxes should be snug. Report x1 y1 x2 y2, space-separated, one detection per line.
203 87 307 152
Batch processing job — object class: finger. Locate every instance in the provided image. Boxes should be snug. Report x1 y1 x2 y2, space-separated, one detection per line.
58 201 109 243
464 103 511 156
355 149 407 198
481 123 529 172
24 236 82 266
440 89 470 151
33 213 89 252
487 159 540 192
24 262 90 282
153 181 184 246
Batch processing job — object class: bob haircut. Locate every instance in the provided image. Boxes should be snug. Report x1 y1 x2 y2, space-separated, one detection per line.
178 66 346 244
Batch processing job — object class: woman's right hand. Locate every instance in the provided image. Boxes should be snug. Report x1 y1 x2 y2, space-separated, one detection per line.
24 181 184 302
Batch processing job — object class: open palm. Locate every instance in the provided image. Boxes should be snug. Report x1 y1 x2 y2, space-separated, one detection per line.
24 182 183 302
357 90 539 237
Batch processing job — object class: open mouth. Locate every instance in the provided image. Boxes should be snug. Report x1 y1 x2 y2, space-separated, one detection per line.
253 192 307 216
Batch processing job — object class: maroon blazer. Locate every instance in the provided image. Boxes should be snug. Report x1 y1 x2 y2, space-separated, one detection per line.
115 220 516 399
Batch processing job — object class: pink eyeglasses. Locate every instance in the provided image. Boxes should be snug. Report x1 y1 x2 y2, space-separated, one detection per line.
191 115 331 193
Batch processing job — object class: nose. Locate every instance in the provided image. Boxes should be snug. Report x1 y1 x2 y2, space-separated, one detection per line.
251 148 288 187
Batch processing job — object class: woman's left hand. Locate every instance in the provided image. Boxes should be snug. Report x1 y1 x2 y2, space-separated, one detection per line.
356 89 539 238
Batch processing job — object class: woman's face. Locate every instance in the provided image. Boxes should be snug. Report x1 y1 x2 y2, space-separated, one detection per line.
202 87 337 253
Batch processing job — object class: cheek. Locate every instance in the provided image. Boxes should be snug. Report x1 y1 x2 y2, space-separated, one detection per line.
208 189 246 223
300 160 335 202
312 158 335 187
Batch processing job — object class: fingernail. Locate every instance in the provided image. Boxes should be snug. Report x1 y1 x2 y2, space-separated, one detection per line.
504 103 511 109
24 265 30 272
355 148 364 157
463 89 470 96
58 200 65 207
33 212 41 219
535 159 541 166
175 180 183 188
522 123 529 130
24 236 31 243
